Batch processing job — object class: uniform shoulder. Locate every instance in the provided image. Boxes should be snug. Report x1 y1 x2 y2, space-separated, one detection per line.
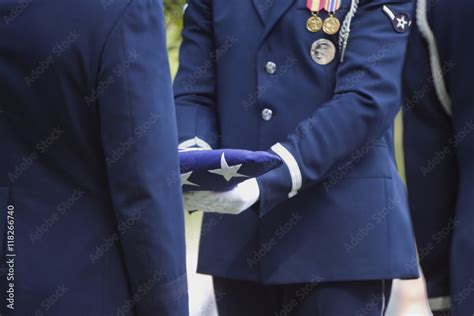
34 0 135 45
91 0 163 41
80 0 134 33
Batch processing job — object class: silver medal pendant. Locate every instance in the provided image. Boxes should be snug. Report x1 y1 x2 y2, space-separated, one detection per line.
310 39 336 65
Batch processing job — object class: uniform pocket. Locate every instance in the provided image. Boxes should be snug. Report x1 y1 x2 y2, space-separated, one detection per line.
323 145 392 184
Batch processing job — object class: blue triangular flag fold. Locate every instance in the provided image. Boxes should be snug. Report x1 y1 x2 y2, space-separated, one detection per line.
179 149 283 192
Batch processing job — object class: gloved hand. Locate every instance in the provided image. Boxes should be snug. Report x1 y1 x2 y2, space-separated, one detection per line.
183 178 260 215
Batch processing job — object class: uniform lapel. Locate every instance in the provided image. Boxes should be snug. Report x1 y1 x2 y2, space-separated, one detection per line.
259 0 298 45
252 0 267 24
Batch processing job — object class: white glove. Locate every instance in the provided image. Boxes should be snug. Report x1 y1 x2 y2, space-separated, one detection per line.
183 178 260 215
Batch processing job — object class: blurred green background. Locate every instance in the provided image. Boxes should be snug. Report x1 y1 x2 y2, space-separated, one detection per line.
164 0 187 76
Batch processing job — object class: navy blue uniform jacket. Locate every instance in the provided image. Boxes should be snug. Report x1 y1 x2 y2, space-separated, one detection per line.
175 0 419 284
403 0 474 313
0 0 188 315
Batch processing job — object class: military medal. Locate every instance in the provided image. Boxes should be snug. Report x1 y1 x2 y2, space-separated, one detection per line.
306 0 325 33
311 38 336 65
307 14 323 33
323 15 341 35
323 0 341 35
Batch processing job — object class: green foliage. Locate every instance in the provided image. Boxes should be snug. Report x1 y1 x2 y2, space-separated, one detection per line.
164 0 186 76
163 0 187 16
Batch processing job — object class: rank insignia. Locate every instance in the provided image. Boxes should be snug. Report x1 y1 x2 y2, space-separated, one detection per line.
382 5 411 33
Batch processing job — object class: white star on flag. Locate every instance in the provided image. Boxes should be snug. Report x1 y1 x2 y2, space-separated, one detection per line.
208 153 248 182
181 171 199 187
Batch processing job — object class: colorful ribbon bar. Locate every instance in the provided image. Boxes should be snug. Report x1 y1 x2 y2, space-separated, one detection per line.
324 0 341 12
306 0 326 12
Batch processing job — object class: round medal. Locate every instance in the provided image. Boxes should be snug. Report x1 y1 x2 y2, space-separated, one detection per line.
323 15 341 35
306 15 323 33
310 39 336 65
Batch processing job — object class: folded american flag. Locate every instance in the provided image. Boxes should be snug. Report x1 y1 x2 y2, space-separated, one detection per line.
179 149 283 192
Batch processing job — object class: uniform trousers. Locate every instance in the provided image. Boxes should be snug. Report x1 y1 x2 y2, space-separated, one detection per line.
213 277 392 316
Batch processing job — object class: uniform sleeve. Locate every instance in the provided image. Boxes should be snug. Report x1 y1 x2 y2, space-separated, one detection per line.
258 0 414 216
173 0 219 150
446 1 474 303
97 0 188 314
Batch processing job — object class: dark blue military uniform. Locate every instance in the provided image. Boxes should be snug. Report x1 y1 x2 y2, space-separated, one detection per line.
0 0 188 315
175 0 418 314
403 0 474 314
